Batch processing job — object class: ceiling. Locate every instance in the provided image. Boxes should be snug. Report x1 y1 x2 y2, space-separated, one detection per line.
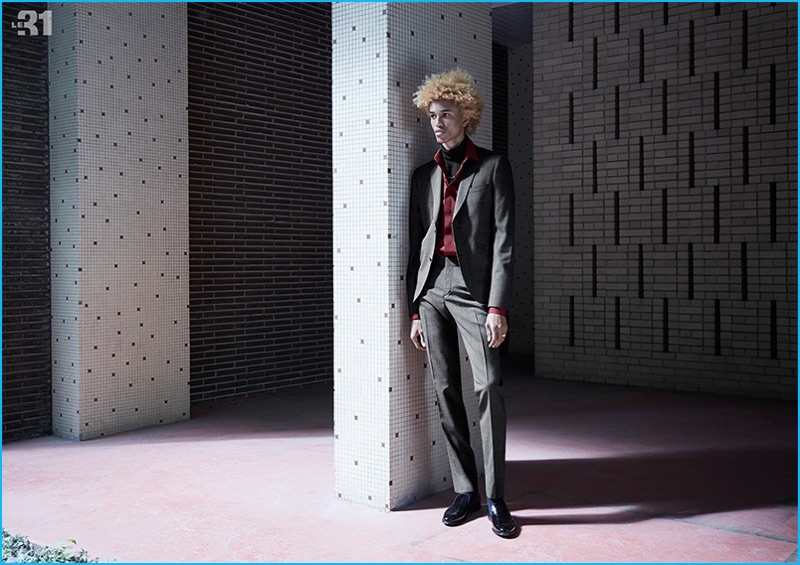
492 2 533 48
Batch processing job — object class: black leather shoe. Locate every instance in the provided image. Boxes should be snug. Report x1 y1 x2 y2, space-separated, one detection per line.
442 492 481 526
487 498 518 538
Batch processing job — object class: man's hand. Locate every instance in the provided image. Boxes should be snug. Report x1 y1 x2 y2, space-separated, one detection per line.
485 313 508 349
410 319 427 351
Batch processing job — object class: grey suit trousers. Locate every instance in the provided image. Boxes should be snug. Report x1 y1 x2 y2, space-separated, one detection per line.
419 255 507 499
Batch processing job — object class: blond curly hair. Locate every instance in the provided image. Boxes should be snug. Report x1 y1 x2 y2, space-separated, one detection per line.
412 69 484 136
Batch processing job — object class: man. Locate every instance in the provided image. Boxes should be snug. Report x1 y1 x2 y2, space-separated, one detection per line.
406 69 517 539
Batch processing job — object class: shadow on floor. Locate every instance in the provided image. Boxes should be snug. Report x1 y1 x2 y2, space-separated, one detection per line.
403 445 797 527
507 446 797 522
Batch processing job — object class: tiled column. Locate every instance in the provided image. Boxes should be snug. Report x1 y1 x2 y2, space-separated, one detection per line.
508 42 535 356
49 3 190 440
332 3 492 510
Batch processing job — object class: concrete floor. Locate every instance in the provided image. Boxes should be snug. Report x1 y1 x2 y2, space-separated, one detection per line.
2 365 797 563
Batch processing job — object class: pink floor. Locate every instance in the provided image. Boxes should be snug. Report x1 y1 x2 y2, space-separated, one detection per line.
2 368 797 563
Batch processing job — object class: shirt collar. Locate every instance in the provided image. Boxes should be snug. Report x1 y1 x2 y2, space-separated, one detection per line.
434 137 480 167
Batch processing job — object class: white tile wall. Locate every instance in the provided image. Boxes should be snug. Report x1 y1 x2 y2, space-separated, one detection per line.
49 3 190 440
333 2 492 510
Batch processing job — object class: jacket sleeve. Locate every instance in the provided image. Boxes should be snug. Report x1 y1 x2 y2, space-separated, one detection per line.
488 154 515 311
406 170 424 318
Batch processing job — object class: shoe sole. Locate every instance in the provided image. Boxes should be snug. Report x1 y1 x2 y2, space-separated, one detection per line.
489 514 519 538
491 526 519 538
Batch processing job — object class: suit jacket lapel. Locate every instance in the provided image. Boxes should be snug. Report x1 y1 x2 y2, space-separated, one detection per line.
453 159 478 218
429 164 443 225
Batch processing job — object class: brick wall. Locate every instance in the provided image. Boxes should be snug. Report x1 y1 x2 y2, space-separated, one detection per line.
2 2 795 441
2 3 51 441
526 2 797 399
187 3 333 404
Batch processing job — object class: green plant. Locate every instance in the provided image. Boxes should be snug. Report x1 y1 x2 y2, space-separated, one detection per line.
2 528 97 563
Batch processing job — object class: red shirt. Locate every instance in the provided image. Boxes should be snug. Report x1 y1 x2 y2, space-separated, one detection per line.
434 139 479 256
411 138 507 320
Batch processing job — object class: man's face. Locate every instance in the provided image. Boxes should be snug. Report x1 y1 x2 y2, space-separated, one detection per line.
429 100 469 150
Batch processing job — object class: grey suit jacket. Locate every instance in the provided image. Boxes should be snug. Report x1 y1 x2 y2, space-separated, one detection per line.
406 143 515 317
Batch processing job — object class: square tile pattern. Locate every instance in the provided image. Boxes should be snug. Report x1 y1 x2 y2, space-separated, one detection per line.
49 3 190 440
333 2 493 510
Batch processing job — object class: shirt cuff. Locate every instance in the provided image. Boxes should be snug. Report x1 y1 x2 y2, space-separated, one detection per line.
410 314 420 321
488 307 508 317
